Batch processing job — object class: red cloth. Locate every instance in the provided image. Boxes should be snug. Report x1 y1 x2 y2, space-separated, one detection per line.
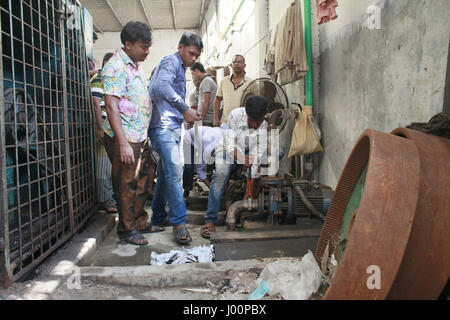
317 0 338 25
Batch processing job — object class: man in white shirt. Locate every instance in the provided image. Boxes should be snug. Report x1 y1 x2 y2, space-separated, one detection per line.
182 124 227 197
201 96 269 238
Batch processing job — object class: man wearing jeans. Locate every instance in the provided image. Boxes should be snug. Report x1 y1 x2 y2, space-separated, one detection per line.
149 32 203 245
201 96 269 239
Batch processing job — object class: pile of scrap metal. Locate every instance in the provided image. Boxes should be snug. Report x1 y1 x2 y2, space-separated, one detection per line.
315 127 450 300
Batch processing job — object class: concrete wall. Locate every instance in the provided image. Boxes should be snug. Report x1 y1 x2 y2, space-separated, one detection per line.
318 0 450 188
91 1 450 187
199 0 320 176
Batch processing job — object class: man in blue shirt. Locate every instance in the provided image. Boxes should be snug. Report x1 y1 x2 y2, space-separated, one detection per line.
148 32 203 245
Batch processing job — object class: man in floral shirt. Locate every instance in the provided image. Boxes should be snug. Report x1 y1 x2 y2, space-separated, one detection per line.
103 21 162 246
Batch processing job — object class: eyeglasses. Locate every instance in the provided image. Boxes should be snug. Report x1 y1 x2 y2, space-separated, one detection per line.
232 60 244 65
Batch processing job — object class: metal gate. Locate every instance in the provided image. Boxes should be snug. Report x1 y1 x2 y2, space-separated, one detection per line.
0 0 96 287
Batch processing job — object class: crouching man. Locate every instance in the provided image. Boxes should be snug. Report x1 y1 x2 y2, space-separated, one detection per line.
201 96 270 238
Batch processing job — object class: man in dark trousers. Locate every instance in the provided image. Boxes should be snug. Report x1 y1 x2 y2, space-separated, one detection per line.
103 21 162 246
190 62 217 127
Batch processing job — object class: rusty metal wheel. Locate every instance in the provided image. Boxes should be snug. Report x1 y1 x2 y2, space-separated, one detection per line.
315 129 421 299
388 128 450 299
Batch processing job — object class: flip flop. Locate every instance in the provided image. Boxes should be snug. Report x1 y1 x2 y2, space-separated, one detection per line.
99 201 118 214
105 205 118 214
173 226 192 245
200 223 216 239
120 230 148 246
140 224 165 234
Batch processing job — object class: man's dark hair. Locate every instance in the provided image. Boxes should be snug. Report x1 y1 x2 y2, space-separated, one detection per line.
233 54 246 63
179 32 204 50
102 52 114 67
245 96 267 120
93 32 98 41
120 21 152 45
190 62 206 73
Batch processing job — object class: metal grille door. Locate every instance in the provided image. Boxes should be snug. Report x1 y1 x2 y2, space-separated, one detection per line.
0 0 96 287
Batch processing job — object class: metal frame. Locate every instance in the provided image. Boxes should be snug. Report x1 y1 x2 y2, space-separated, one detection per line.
170 0 177 30
105 0 123 28
199 0 205 29
0 1 11 286
0 0 96 287
138 0 153 30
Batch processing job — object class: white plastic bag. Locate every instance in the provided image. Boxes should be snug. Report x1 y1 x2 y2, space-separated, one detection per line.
150 245 215 266
258 251 322 300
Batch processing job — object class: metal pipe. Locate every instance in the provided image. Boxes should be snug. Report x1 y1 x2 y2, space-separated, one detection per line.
59 5 75 233
224 180 244 210
170 0 177 30
293 185 325 221
226 199 259 231
138 0 153 30
93 21 103 34
0 3 12 287
199 0 205 29
222 0 247 41
105 0 124 27
304 0 314 108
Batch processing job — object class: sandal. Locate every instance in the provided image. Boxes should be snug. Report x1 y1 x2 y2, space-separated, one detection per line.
99 200 118 214
140 224 165 234
201 223 216 239
154 218 172 227
173 226 192 245
120 229 148 246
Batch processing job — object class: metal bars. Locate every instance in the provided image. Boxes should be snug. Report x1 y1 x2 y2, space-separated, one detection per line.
0 0 96 286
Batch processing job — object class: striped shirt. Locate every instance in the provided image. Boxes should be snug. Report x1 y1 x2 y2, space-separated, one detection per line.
90 70 107 118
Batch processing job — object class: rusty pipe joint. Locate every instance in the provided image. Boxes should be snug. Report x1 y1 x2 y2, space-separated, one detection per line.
226 199 259 231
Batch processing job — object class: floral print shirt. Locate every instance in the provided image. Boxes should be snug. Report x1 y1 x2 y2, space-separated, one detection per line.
102 49 151 143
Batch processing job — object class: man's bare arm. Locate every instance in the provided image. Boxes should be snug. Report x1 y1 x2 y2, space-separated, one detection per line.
201 92 211 120
213 96 223 126
105 95 134 164
92 97 104 143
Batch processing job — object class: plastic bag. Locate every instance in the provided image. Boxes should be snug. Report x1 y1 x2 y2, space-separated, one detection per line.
150 245 215 266
257 251 322 300
288 106 323 157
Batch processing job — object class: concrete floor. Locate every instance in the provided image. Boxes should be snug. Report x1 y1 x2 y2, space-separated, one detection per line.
0 205 318 300
86 203 228 267
86 219 227 267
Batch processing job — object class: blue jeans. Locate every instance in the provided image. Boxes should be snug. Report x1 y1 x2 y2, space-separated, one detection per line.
205 145 287 225
205 150 235 225
149 128 186 227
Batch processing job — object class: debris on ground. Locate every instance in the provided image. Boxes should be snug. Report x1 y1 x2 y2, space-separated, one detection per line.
252 250 322 300
312 251 339 300
210 269 261 300
150 245 215 265
206 253 328 300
